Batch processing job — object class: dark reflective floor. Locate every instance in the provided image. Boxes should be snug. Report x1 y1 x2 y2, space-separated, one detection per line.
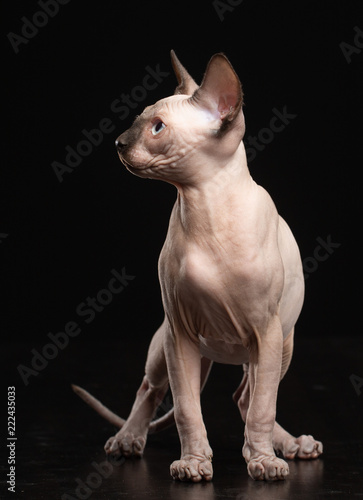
2 336 363 499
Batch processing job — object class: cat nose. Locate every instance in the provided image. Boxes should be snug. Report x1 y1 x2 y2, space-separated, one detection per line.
115 139 125 151
115 135 127 151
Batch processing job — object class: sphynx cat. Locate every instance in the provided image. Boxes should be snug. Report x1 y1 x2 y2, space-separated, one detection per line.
73 51 323 482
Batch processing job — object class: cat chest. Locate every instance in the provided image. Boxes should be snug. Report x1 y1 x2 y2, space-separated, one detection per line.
167 249 255 343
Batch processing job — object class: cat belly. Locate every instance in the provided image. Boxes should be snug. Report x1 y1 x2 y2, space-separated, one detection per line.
198 334 249 365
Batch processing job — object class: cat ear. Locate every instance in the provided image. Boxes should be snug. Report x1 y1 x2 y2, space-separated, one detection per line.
171 50 199 96
189 53 243 125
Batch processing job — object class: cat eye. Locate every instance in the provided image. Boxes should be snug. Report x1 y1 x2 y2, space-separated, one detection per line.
151 120 166 136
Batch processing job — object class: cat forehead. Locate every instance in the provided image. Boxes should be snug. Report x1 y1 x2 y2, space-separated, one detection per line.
135 93 219 130
142 94 190 117
127 95 190 134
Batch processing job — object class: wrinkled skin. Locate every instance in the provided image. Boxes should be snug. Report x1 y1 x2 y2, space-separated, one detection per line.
106 52 322 481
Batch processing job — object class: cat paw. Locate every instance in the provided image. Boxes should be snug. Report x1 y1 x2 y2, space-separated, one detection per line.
170 455 213 482
292 435 323 459
247 455 289 481
104 431 146 458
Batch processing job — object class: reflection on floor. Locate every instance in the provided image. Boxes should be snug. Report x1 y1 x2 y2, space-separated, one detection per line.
2 336 363 499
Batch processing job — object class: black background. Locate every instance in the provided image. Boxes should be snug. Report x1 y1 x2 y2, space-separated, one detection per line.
1 2 363 499
2 0 362 348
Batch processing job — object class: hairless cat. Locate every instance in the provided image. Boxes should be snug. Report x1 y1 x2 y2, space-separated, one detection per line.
73 51 323 482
